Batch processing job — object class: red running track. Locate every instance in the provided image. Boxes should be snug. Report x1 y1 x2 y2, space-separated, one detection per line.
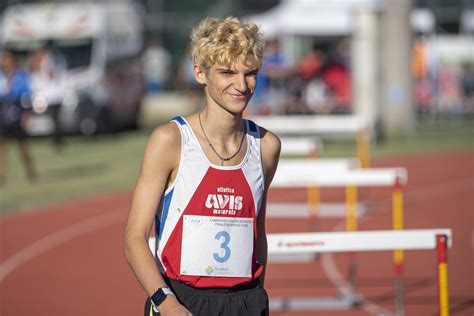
0 149 473 316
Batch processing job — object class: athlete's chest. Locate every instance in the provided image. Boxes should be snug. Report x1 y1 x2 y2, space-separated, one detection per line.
182 167 256 218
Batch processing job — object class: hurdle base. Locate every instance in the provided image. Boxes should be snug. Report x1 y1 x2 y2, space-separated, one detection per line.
269 293 358 311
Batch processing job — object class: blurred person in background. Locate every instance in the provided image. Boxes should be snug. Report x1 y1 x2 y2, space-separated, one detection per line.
0 50 37 184
297 43 326 83
461 62 474 114
293 43 327 114
437 63 463 114
249 39 288 115
142 39 172 93
296 42 352 114
320 46 352 113
178 49 204 110
124 16 280 316
413 36 433 116
29 41 67 151
303 73 335 114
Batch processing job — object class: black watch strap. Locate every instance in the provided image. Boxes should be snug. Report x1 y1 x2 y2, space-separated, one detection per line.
150 287 175 311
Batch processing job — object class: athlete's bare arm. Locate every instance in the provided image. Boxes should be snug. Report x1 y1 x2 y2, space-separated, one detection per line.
257 128 281 286
124 122 192 315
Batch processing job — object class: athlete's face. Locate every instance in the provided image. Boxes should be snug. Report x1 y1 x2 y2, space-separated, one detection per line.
194 60 259 114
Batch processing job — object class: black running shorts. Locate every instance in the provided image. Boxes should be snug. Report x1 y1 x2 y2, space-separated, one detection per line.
144 278 269 316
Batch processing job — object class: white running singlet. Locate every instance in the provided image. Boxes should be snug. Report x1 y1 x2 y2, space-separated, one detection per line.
154 116 265 288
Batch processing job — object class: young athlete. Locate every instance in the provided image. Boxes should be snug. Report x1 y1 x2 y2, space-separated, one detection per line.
124 17 281 316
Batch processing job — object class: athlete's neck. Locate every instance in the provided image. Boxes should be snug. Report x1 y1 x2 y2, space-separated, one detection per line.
199 109 244 143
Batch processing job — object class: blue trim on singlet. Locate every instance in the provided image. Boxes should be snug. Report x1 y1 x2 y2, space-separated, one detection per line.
157 188 174 240
247 119 258 133
172 116 186 125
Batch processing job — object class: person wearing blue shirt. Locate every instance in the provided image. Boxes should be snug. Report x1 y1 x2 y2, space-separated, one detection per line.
249 39 287 115
0 50 37 184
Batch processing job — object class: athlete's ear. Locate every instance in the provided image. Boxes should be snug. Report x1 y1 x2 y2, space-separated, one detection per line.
193 64 206 86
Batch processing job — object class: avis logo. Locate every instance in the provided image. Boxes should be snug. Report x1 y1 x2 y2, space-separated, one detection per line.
205 194 243 210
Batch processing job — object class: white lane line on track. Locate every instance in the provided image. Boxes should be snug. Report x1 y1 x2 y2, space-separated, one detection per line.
0 209 125 283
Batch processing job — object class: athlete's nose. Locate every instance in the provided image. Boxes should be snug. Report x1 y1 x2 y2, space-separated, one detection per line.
234 73 248 93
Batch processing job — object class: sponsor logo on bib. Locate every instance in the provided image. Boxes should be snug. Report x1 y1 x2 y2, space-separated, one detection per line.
205 187 243 216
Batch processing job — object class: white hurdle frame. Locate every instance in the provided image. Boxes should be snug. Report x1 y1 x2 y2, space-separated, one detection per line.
270 158 362 219
251 114 367 136
280 136 323 157
274 158 360 177
271 167 407 188
267 229 452 316
270 166 407 229
251 114 371 167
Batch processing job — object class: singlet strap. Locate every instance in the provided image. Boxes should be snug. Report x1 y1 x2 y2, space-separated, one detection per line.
246 119 260 138
170 115 190 144
171 116 186 126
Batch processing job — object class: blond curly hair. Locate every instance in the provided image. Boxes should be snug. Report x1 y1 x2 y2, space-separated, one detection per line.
190 17 264 71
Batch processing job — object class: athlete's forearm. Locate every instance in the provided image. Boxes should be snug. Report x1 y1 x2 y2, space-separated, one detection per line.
124 235 192 315
124 233 167 295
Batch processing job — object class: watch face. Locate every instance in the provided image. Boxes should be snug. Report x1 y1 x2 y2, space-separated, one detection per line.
151 288 167 307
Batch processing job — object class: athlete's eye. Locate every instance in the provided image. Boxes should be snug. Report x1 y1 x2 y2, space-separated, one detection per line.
219 70 233 76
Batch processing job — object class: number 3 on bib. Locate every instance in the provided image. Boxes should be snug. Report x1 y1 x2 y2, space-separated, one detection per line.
213 231 231 263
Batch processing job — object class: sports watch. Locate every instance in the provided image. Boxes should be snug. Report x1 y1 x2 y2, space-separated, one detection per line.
150 287 175 312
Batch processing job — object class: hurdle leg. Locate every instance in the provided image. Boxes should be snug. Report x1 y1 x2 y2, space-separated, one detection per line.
346 185 358 232
307 186 320 218
437 234 450 316
307 148 320 231
392 176 405 316
356 128 371 168
394 272 405 316
346 185 358 292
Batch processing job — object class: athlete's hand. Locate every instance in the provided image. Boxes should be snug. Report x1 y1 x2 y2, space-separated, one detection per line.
158 295 193 316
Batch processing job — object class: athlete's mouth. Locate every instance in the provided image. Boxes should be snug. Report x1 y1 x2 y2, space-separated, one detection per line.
228 92 248 100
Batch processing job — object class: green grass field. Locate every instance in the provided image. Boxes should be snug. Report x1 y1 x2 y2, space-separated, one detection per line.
1 117 472 213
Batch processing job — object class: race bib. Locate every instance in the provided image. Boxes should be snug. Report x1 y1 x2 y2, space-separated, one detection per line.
181 215 254 277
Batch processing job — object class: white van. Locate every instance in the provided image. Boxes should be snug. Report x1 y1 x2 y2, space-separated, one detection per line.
1 1 145 135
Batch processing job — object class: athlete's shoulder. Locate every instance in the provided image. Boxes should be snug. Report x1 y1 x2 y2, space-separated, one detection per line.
258 126 281 187
146 121 181 157
138 120 181 181
146 122 181 169
259 126 281 158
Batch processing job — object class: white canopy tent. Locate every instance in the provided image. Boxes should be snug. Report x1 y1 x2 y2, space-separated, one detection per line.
245 0 434 38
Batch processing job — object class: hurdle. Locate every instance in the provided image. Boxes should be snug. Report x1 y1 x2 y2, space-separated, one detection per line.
280 136 323 158
268 229 452 316
270 167 408 296
251 114 371 167
270 167 407 231
274 158 359 177
270 158 363 218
